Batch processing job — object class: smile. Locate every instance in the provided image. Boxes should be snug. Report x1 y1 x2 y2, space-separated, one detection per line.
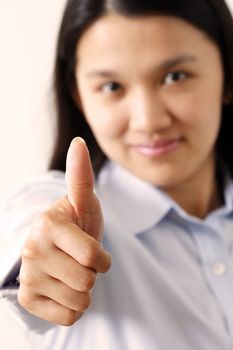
131 138 182 157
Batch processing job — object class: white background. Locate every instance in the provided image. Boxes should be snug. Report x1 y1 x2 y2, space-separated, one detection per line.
0 0 233 349
0 0 65 199
0 1 65 349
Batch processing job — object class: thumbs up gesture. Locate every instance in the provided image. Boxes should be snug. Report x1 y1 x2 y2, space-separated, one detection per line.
18 138 111 326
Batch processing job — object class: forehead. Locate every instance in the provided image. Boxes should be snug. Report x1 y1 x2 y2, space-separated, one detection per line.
76 13 220 71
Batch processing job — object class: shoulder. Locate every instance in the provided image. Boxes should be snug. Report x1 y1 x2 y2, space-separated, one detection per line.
0 170 66 236
1 170 66 208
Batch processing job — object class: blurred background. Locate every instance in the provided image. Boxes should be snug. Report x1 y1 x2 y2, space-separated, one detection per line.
0 1 65 349
0 0 233 349
0 0 65 199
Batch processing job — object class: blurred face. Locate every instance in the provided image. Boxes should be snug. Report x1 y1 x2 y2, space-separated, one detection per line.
75 14 224 190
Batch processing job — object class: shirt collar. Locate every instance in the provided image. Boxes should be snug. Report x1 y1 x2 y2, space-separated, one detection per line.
96 161 233 235
96 162 172 235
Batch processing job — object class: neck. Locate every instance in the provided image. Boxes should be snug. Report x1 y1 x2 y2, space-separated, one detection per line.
164 158 223 219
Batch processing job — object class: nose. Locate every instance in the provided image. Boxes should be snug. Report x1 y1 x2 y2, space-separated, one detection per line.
128 88 173 133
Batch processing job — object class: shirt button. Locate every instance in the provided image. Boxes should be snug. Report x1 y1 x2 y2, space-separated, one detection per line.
212 263 226 275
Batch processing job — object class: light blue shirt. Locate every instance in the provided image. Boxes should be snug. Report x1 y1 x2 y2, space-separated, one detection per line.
0 161 233 349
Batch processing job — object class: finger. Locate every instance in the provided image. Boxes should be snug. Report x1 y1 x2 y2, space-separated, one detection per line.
18 290 83 326
65 137 94 214
51 221 111 273
23 208 110 273
27 276 92 313
41 247 97 292
20 244 97 292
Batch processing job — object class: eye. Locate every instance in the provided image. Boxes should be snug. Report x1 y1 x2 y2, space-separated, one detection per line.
163 71 188 85
101 81 122 94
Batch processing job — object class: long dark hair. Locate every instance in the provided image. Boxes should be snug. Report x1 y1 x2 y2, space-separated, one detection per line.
49 0 233 176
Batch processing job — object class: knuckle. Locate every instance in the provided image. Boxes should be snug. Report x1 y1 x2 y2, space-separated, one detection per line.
73 180 93 192
17 288 35 311
79 293 91 312
73 293 91 313
18 267 36 288
21 212 55 260
103 254 112 273
79 272 96 292
18 275 30 289
34 212 54 232
20 241 38 261
61 309 80 326
81 240 100 267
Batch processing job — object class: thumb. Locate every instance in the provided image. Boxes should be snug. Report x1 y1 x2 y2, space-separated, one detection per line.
65 137 94 214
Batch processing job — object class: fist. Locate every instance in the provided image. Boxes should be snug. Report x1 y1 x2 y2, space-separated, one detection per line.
18 138 111 326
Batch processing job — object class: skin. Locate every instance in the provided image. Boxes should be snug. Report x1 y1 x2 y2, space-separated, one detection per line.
76 14 224 218
19 138 111 325
18 14 225 326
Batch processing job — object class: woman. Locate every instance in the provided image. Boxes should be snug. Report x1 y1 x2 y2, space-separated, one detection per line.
1 0 233 349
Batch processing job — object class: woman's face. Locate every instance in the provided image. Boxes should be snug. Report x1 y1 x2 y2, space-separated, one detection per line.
75 14 224 189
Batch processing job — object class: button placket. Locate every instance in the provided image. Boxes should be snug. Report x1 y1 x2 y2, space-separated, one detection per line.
212 262 227 276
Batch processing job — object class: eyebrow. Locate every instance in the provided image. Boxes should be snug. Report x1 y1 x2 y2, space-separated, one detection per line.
84 54 198 78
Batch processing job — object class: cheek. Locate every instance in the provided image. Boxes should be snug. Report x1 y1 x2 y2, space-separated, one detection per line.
170 91 221 128
174 94 222 154
164 93 200 127
83 104 128 138
181 76 223 131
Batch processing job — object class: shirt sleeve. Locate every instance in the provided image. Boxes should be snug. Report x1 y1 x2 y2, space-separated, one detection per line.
0 171 66 333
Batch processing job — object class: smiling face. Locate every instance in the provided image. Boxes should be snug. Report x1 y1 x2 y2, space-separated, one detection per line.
75 14 224 192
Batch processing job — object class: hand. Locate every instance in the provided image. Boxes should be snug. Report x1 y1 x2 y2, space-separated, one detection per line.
18 138 111 326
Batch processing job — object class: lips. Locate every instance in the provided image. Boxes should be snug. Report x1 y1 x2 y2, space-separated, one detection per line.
131 138 182 156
